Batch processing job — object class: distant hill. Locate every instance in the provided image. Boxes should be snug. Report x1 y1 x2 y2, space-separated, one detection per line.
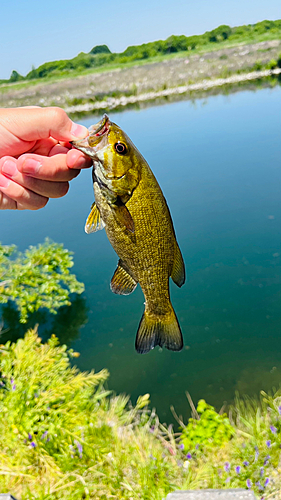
7 19 281 82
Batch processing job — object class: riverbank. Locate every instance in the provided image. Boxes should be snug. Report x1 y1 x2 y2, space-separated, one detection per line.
64 67 281 115
1 330 281 500
1 39 280 115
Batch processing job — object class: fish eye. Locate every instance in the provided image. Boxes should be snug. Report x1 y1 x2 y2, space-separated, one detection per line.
114 142 128 155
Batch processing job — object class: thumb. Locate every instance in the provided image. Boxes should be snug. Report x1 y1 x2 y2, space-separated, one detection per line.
3 106 88 142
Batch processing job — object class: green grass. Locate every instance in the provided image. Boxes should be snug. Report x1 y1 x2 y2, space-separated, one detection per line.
1 330 281 499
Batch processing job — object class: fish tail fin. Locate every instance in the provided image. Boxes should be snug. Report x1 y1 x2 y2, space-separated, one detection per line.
135 306 183 354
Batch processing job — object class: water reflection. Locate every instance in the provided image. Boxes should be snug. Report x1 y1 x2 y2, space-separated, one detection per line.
0 295 88 346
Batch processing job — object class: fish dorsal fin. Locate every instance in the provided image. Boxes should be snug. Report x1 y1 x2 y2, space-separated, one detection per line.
171 243 185 288
110 260 138 295
112 205 135 233
85 202 105 234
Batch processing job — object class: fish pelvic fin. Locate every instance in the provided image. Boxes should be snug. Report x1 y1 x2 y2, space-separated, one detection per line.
85 202 105 234
110 260 138 295
135 306 183 354
171 243 185 288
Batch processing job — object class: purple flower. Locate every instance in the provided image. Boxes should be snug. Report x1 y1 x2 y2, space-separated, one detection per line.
224 462 230 472
28 433 32 440
41 431 48 440
260 467 264 476
30 441 36 448
179 443 184 450
256 481 264 491
186 453 192 459
270 425 277 434
243 460 249 467
74 440 83 458
225 477 230 483
266 440 271 448
195 444 199 449
264 455 270 466
12 384 16 391
10 378 14 384
235 466 241 474
278 405 281 416
246 479 252 489
149 426 155 433
254 446 259 461
177 460 183 467
264 478 270 488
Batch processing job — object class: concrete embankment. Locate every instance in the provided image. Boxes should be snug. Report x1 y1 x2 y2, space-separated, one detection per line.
64 67 281 114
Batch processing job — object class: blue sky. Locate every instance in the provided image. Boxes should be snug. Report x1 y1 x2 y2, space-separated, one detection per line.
1 0 280 80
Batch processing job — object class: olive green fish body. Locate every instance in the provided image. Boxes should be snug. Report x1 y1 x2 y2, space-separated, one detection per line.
72 115 185 354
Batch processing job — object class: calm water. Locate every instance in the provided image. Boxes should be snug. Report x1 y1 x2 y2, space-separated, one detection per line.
1 86 281 422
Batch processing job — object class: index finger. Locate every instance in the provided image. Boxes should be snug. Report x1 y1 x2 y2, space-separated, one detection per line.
16 153 80 181
1 107 88 143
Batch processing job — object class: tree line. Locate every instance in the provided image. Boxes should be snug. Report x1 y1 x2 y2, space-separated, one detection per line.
8 19 281 82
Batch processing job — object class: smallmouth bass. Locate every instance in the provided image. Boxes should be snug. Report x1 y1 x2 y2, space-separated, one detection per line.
72 115 185 354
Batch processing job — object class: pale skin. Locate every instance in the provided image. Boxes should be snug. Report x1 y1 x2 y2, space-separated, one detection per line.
0 106 92 210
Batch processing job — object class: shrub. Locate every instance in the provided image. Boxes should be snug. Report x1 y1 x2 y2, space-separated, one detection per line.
0 239 84 322
89 44 111 55
180 399 235 451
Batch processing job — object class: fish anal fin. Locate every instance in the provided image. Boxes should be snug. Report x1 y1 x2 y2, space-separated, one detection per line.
171 243 185 288
110 260 137 295
135 307 183 354
85 202 105 234
112 205 135 233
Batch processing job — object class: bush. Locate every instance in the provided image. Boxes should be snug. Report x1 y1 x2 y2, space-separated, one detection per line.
267 59 278 69
89 44 111 55
208 25 232 42
180 399 234 450
0 239 84 322
9 70 24 82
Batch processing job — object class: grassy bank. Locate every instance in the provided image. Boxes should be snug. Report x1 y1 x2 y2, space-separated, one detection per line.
0 330 281 499
1 38 281 114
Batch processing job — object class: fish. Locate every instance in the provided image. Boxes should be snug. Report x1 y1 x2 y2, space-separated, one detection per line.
71 114 185 354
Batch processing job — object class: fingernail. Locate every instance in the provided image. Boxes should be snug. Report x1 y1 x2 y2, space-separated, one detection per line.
0 174 11 188
22 158 41 174
71 122 88 138
1 159 18 177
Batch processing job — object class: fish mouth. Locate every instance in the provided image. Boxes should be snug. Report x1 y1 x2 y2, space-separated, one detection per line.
71 114 110 157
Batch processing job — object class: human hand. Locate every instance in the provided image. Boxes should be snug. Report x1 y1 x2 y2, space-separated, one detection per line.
0 106 92 210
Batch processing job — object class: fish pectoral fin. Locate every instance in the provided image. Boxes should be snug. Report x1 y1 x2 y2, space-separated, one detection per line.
112 205 135 233
171 243 185 288
85 202 105 234
110 260 138 295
